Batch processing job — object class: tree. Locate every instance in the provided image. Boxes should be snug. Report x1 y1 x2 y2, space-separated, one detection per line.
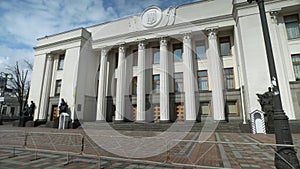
6 62 29 116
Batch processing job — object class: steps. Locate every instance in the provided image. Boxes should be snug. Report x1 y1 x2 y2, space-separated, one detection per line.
81 119 247 133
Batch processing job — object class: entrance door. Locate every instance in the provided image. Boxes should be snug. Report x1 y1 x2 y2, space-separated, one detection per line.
175 103 184 122
132 105 137 121
51 105 58 121
153 104 160 122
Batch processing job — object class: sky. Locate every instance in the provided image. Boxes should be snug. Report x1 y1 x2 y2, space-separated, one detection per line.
0 0 199 73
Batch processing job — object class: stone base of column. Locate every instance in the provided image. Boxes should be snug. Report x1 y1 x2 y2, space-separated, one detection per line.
184 120 197 123
96 120 106 123
114 120 125 123
158 120 171 123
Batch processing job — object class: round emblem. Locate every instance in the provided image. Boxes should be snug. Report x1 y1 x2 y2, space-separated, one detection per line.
141 6 162 28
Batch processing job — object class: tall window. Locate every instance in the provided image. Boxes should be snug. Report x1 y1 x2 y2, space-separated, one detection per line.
195 40 206 59
219 36 231 56
199 102 210 115
226 101 238 116
10 107 15 116
173 43 183 62
2 107 6 115
174 72 184 93
224 68 235 89
284 14 300 39
132 49 138 66
57 54 65 70
55 80 62 96
131 77 137 95
152 75 160 94
153 46 160 64
115 52 119 69
292 54 300 80
198 70 209 91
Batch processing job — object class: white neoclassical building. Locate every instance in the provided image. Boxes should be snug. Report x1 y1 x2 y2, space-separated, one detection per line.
29 0 300 127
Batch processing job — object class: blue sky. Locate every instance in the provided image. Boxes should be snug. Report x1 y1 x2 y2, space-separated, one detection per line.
0 0 199 73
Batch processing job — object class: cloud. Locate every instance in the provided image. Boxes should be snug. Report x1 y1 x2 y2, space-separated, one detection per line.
0 0 199 74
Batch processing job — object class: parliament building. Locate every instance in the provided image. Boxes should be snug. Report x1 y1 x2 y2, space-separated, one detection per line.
29 0 300 126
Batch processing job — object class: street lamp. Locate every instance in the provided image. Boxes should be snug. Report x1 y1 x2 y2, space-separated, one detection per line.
247 0 300 168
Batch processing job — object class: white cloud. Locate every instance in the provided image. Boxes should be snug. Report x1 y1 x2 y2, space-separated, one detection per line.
0 0 199 74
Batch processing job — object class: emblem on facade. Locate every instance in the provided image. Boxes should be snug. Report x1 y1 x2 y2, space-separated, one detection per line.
141 6 162 28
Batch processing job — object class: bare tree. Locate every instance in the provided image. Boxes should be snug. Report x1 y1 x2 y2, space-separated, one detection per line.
7 62 29 116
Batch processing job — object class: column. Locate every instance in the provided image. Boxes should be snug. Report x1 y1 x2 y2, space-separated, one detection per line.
115 45 126 121
136 42 146 121
183 33 197 121
160 38 169 121
39 54 54 120
96 48 108 121
207 28 225 120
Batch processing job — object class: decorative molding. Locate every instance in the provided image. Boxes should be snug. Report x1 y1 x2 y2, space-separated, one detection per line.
140 6 176 29
101 48 108 57
160 38 167 46
183 33 192 43
138 41 145 50
119 45 125 54
269 10 280 24
206 27 218 39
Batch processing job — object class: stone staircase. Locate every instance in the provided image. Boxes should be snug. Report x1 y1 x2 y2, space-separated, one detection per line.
81 119 248 133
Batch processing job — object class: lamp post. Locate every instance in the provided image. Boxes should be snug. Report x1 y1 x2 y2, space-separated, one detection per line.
247 0 300 168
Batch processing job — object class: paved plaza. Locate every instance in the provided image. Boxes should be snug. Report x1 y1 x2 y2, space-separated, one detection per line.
0 122 300 169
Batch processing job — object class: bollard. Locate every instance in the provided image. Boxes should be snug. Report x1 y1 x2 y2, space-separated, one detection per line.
13 147 15 157
98 156 101 169
24 132 27 147
81 136 84 154
166 144 170 163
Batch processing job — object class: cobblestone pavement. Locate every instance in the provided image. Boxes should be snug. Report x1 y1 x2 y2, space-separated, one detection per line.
0 123 300 169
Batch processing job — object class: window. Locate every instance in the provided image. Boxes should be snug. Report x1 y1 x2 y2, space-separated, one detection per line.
224 68 235 89
219 36 231 56
2 107 7 115
57 54 65 70
10 107 15 116
55 80 62 96
173 43 183 62
131 77 137 95
114 79 117 96
292 54 300 80
199 102 210 115
132 49 138 66
195 40 206 59
174 72 184 93
284 14 300 39
226 101 238 116
153 47 160 64
152 75 160 94
115 52 119 69
198 70 209 91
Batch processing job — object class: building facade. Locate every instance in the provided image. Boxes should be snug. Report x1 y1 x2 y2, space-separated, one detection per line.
29 0 300 125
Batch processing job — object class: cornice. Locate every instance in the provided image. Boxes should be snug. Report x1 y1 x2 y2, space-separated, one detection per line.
92 14 234 48
34 36 89 51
